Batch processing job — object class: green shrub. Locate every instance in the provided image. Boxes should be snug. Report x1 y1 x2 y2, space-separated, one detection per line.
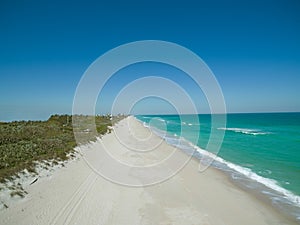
0 114 125 181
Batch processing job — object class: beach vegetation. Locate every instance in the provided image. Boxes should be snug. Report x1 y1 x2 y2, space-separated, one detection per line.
0 114 126 182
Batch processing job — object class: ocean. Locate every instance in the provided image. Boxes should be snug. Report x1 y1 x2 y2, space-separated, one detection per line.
135 112 300 222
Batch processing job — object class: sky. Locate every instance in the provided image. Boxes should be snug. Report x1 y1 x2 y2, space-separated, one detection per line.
0 0 300 120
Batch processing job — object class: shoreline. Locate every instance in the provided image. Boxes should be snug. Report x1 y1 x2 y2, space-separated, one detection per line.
137 114 300 223
158 134 299 224
0 116 298 225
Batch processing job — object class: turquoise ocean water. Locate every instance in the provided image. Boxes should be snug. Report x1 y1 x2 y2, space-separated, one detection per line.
135 113 300 221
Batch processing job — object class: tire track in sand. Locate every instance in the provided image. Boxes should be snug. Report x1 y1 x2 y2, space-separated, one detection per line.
50 171 97 225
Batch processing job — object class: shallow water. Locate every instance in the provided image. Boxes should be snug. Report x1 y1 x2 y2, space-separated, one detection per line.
136 112 300 222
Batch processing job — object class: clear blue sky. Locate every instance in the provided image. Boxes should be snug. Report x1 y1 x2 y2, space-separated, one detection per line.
0 0 300 121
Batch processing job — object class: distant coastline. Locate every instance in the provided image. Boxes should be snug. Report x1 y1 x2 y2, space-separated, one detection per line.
2 111 300 123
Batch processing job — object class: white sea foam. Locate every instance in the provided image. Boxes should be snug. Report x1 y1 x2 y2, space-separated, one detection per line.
218 127 270 135
155 118 165 122
143 122 149 128
193 145 300 207
138 118 300 209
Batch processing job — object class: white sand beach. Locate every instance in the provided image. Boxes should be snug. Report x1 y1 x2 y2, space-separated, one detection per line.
0 116 296 225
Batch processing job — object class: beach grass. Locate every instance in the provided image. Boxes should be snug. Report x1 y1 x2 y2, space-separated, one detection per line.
0 114 125 182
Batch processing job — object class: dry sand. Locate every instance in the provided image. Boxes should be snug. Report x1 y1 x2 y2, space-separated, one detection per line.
0 116 297 225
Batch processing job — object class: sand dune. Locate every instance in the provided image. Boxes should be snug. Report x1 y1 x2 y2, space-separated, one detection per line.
0 116 296 225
